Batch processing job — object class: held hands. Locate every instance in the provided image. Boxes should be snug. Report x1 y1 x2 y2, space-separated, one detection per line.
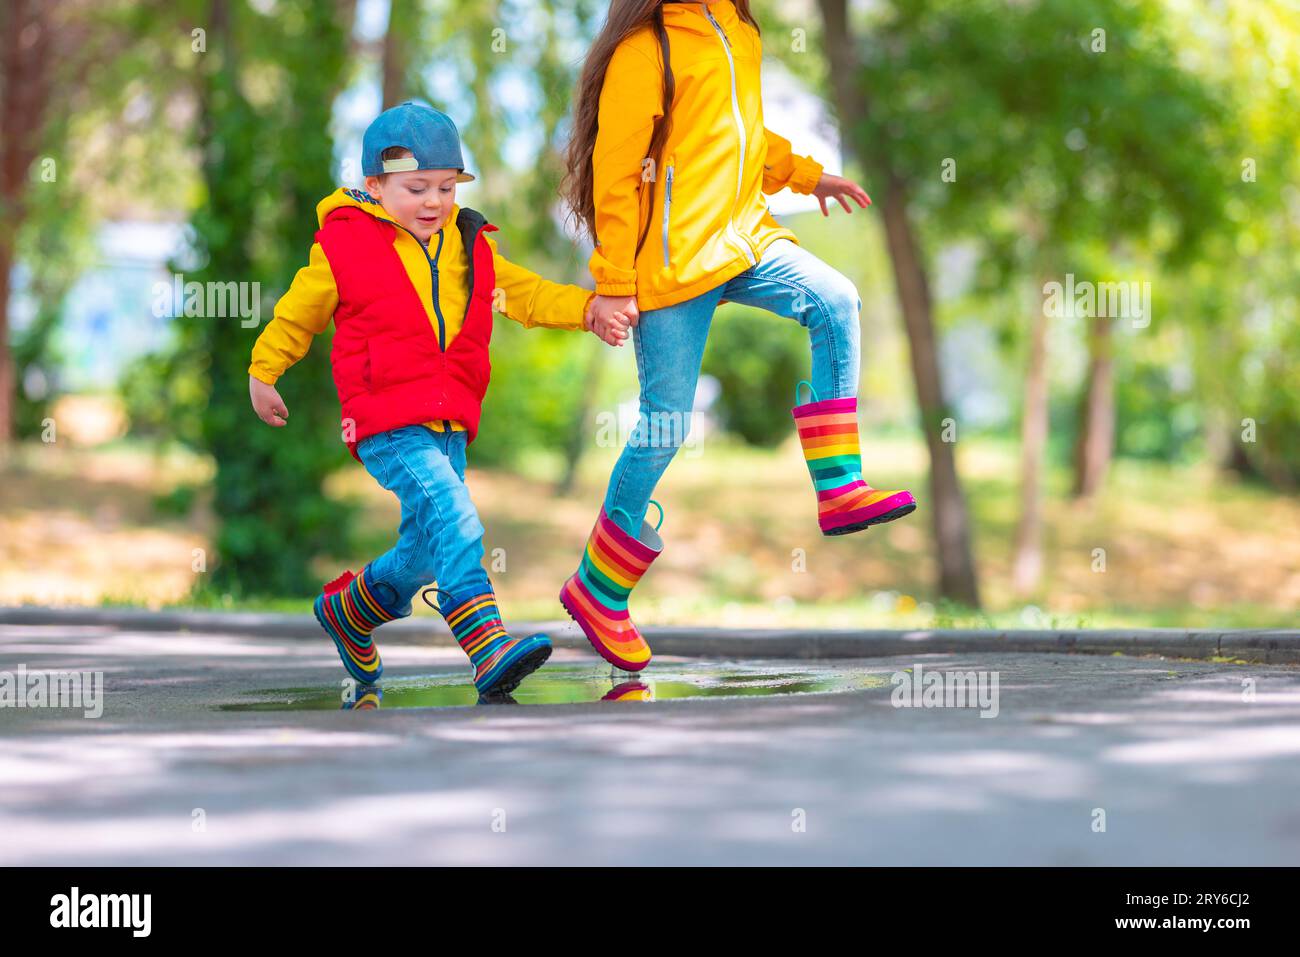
812 172 872 217
250 374 289 426
584 294 640 347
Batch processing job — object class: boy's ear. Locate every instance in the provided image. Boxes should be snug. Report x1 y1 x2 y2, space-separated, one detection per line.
363 175 384 199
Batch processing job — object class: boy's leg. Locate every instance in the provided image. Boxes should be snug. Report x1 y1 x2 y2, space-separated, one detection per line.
719 237 861 400
359 425 490 611
603 284 725 536
366 427 550 697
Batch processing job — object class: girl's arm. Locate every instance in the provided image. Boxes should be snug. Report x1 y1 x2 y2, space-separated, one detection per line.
588 41 664 297
248 241 338 385
761 127 825 196
763 126 873 215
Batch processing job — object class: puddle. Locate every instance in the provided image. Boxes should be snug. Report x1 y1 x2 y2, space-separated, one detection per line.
217 661 892 711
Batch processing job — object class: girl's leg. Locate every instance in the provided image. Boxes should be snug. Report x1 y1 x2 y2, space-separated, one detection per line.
561 284 723 673
720 239 915 535
603 284 725 536
719 238 861 400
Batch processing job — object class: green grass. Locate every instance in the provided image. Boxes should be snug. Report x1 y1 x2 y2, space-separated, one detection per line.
5 432 1299 631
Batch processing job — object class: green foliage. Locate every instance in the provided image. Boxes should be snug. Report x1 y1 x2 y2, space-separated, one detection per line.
701 305 810 447
473 319 594 469
177 0 355 596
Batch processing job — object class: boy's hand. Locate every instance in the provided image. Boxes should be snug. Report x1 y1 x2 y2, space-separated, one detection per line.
812 172 872 216
585 294 638 347
249 374 289 426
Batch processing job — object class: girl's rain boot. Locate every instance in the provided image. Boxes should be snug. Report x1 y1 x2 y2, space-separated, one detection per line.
791 380 917 536
558 500 664 672
313 565 394 685
423 587 552 699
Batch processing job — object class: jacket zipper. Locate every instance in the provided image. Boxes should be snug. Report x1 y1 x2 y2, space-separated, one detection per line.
662 164 675 266
395 222 453 431
702 4 758 267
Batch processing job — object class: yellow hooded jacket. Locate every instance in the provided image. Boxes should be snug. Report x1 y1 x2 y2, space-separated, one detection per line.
249 188 595 432
589 0 825 311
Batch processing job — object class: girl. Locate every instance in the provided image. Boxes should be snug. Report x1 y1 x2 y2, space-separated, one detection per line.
557 0 917 672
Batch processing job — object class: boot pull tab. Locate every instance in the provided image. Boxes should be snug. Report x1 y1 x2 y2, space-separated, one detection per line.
421 587 455 614
647 499 665 532
613 501 665 534
794 379 818 406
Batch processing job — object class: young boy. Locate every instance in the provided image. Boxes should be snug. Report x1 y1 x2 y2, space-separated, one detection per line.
248 101 629 701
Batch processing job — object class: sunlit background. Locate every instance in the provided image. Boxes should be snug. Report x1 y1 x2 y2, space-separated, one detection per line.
1 0 1297 630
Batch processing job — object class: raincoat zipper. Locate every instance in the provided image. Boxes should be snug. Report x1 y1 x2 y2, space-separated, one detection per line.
662 164 675 266
397 223 453 431
702 4 758 267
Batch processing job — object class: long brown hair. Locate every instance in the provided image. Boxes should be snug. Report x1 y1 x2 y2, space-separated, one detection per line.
561 1 761 257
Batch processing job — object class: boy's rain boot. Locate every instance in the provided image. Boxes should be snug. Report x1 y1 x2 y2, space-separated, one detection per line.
423 587 552 699
558 500 664 672
313 565 394 685
791 380 917 536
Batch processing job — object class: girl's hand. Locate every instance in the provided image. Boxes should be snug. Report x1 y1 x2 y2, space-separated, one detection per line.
250 374 289 426
586 308 631 347
585 294 638 347
812 172 872 216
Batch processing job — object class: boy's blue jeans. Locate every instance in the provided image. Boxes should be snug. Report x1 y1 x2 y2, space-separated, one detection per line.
355 425 491 616
604 238 863 536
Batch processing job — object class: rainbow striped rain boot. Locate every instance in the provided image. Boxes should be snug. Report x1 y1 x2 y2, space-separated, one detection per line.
423 587 552 699
313 566 394 685
792 381 917 536
558 501 664 672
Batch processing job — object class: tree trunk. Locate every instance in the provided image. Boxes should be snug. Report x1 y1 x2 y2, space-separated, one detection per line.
816 0 981 607
0 0 54 447
1012 287 1050 596
556 343 606 496
0 242 13 449
380 0 414 108
878 175 982 607
1072 313 1114 499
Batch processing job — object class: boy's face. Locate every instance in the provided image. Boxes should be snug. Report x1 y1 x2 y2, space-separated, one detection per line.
364 168 458 243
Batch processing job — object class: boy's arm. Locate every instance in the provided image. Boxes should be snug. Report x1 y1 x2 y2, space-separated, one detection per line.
488 234 595 331
761 127 825 196
588 41 663 296
248 241 338 384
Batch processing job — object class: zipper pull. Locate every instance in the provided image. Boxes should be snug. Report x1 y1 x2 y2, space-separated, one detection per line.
705 7 731 49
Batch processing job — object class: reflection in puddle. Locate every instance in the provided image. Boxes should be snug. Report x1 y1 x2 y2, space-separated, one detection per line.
218 662 892 711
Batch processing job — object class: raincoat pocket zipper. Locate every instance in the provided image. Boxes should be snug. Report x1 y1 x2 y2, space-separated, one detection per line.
662 164 675 267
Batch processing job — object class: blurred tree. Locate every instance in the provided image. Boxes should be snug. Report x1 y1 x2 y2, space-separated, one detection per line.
817 0 981 607
1165 0 1300 490
701 307 809 447
816 0 1237 598
182 0 355 596
381 0 420 107
0 0 57 448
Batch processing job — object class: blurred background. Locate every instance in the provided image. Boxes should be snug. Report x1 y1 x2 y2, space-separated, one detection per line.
0 0 1296 630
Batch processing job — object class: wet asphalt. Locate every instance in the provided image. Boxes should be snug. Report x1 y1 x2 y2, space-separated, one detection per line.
2 619 1299 865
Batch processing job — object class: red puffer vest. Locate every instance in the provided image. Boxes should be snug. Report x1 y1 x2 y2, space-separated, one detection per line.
317 201 498 461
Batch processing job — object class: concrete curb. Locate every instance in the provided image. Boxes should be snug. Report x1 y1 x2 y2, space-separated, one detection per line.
3 605 1298 665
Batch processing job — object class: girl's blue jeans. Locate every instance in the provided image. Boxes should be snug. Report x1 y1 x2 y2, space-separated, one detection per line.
604 238 862 535
355 425 491 617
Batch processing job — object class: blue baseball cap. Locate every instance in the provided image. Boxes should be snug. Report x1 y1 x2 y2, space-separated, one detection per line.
361 100 476 182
